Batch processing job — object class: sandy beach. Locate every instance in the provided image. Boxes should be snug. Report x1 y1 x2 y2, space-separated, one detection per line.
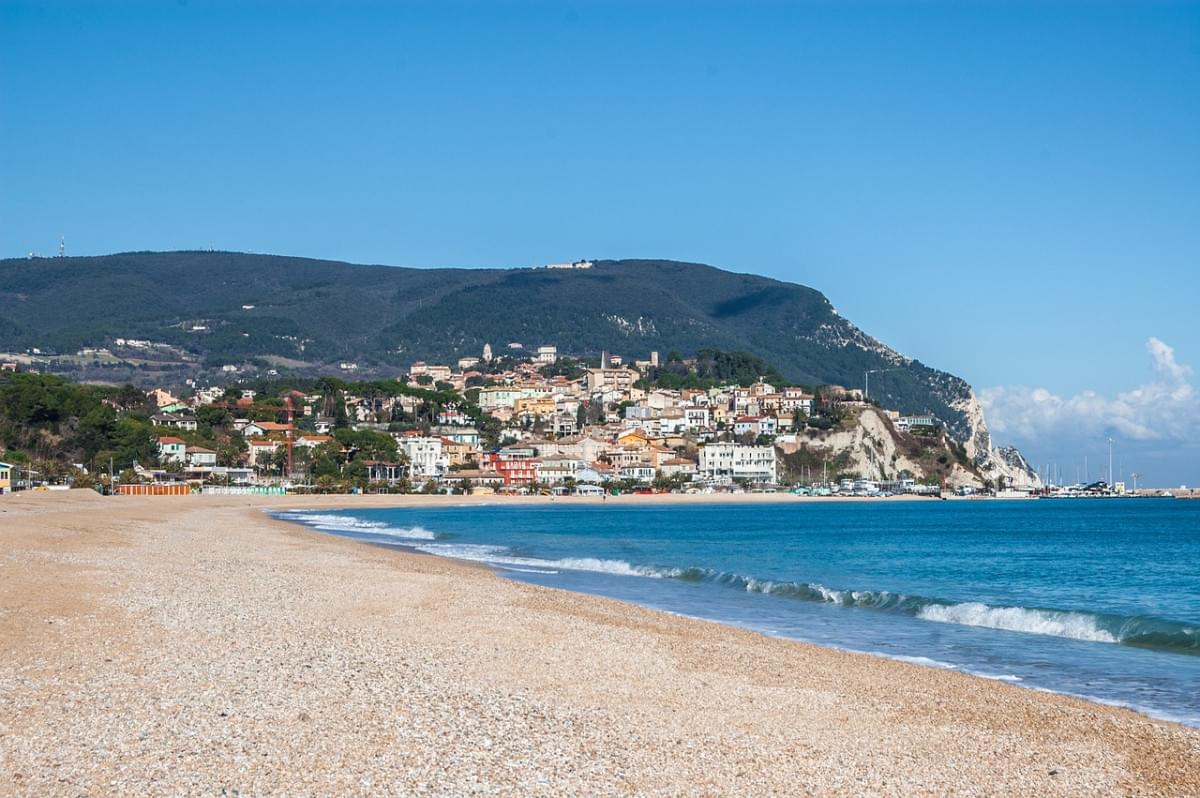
1 491 1197 796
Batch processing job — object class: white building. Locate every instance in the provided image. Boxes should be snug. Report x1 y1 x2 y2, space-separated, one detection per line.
478 386 522 411
659 458 697 480
684 406 712 431
537 455 583 484
536 345 558 364
157 436 186 465
246 439 281 468
556 434 610 464
186 446 218 467
395 435 449 480
151 413 198 432
193 386 224 406
896 415 937 432
432 426 481 447
733 416 778 437
619 464 656 483
698 443 777 485
781 388 815 416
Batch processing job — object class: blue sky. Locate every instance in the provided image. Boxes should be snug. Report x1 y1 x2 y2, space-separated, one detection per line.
2 1 1198 483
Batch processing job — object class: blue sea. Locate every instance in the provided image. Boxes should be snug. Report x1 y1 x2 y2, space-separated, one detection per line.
275 499 1200 727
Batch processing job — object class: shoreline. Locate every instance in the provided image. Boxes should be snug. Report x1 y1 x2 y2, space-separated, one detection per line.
270 499 1199 730
3 490 1197 795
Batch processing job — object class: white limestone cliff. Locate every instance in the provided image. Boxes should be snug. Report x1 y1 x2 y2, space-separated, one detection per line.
951 390 1043 489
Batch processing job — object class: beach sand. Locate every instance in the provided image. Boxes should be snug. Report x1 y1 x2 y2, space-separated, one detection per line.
1 490 1197 796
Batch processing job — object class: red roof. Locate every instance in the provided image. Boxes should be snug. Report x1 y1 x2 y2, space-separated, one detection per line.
158 436 185 445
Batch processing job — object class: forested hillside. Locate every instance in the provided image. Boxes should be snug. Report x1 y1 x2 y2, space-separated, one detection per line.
0 251 978 440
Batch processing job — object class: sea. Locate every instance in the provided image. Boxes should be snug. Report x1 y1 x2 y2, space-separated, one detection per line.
274 498 1200 727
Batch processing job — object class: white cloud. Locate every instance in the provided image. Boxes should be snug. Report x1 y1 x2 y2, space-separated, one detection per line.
981 338 1198 443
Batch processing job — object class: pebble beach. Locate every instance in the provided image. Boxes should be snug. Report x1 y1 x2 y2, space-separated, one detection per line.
2 490 1198 796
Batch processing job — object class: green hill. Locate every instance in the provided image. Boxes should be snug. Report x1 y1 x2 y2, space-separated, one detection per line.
0 251 980 441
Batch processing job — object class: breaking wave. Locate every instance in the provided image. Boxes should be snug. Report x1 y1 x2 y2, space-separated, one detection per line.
656 567 1199 655
275 511 1199 656
412 542 660 577
916 602 1116 643
274 512 439 541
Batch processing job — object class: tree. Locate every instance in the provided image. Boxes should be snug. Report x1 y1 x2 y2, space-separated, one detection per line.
196 405 230 430
114 384 147 411
109 417 157 469
218 437 247 467
267 447 291 476
312 453 340 479
332 428 397 461
342 459 369 487
72 405 119 465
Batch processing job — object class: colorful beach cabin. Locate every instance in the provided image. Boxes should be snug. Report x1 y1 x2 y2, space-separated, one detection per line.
0 462 12 494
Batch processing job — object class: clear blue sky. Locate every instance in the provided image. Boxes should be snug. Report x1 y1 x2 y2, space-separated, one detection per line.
2 1 1198 482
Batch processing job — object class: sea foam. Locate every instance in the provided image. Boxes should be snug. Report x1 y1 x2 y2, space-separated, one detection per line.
281 512 438 540
916 602 1118 643
413 542 657 577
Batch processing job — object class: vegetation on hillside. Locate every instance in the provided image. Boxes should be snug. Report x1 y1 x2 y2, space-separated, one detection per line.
636 349 789 390
0 373 157 478
0 252 978 440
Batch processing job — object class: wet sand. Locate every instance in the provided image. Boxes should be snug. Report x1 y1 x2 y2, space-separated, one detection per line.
1 490 1197 796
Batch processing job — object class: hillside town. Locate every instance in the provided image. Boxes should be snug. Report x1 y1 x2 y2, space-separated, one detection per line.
1 343 1007 497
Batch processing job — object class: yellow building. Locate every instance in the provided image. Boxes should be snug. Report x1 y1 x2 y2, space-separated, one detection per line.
439 438 481 467
0 461 12 494
513 396 557 417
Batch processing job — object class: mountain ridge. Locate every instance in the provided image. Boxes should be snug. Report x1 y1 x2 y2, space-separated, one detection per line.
0 250 1035 485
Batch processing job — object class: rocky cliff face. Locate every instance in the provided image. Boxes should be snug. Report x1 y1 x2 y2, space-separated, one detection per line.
950 391 1043 488
825 319 1042 489
777 405 1040 489
778 407 976 487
